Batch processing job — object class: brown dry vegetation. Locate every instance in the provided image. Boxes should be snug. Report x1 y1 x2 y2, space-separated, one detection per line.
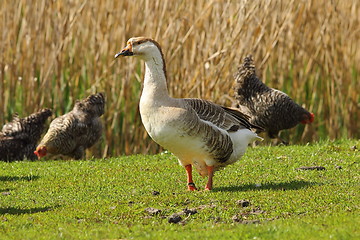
0 0 359 158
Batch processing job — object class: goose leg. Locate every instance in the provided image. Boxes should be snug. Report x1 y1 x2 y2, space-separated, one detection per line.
205 166 214 190
185 164 197 191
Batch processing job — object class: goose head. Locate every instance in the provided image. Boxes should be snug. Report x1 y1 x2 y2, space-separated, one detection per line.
115 37 167 78
114 37 164 60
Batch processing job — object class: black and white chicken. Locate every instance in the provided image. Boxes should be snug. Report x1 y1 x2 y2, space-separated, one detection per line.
0 108 52 161
234 55 314 144
34 93 105 159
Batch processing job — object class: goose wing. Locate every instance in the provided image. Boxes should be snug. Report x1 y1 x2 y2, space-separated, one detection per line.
221 106 264 132
183 98 259 132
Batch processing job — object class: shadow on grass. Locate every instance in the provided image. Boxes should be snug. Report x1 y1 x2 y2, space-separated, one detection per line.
0 206 59 215
0 175 40 181
213 180 315 192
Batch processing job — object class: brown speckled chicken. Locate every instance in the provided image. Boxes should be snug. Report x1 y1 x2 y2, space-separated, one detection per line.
0 109 52 162
234 55 314 144
34 93 105 159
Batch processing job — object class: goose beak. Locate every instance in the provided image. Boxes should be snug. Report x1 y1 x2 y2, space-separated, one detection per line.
114 45 133 58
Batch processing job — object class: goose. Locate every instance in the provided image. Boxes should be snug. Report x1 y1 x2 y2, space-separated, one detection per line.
115 37 262 190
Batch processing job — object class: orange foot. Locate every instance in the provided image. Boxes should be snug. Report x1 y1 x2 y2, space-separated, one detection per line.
188 182 197 191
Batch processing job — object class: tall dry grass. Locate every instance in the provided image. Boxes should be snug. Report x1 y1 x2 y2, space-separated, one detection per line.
0 0 359 157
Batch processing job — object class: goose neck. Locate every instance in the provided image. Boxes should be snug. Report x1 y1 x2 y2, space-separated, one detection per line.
142 55 169 100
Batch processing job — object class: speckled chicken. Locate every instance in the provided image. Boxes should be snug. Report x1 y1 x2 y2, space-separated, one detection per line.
34 93 105 159
0 109 52 162
234 55 314 143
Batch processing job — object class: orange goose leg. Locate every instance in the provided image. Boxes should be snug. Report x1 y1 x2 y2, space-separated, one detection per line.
205 166 214 190
185 164 197 191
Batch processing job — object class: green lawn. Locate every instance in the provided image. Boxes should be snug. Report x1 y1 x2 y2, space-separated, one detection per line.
0 139 359 239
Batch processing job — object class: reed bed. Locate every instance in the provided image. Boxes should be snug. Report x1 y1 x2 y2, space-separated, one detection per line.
0 0 359 157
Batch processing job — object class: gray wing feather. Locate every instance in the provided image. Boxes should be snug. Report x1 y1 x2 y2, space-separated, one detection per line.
182 98 257 163
183 98 254 132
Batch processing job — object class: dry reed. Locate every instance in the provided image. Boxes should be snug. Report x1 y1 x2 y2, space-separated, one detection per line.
0 0 359 157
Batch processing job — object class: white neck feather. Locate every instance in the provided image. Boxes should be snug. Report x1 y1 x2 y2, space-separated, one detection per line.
140 47 170 104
